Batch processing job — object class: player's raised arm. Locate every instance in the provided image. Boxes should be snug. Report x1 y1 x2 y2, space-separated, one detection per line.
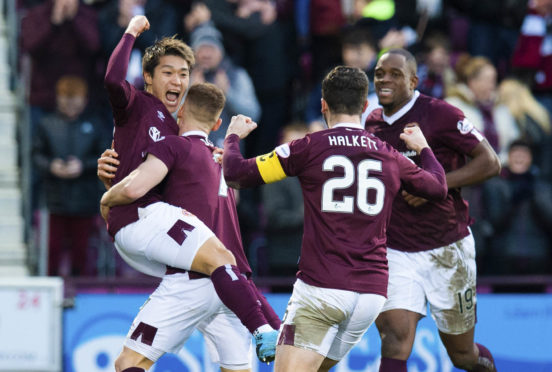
223 115 266 189
100 153 167 209
104 15 150 108
398 125 448 201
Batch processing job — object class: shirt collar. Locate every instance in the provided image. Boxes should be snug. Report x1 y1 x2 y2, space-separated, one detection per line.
382 90 420 125
181 130 208 138
332 122 364 130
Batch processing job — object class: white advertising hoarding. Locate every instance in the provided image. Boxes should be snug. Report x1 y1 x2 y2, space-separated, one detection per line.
0 277 63 371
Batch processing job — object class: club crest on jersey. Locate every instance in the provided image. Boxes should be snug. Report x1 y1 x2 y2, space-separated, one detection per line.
157 110 165 121
457 119 474 135
149 126 165 142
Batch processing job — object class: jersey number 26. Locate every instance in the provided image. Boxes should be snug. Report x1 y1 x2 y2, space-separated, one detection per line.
322 155 385 216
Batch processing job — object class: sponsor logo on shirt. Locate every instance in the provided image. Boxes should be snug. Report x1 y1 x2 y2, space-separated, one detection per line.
400 150 417 164
157 110 165 121
149 126 165 142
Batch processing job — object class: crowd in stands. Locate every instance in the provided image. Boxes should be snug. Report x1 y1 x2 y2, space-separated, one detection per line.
16 0 552 280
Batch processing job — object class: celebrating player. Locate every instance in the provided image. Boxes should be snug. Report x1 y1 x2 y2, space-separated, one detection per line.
365 48 500 372
101 84 280 371
98 15 278 368
222 66 448 372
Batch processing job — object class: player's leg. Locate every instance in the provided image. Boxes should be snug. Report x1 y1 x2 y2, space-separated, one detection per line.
249 279 282 330
199 303 253 372
318 357 339 372
324 292 386 372
275 345 326 372
376 248 427 372
114 347 153 372
275 279 360 372
439 329 496 371
429 234 496 372
117 274 219 372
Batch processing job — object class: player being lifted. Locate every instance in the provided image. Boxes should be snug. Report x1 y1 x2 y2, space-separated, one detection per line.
97 16 278 368
101 83 279 372
221 66 449 372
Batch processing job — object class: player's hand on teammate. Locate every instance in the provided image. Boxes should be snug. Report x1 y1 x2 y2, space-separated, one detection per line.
399 123 428 154
401 190 428 207
125 15 150 38
226 114 257 139
100 201 110 223
212 147 224 164
97 148 120 190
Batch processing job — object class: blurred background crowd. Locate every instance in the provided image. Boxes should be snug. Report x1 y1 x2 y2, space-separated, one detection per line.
7 0 552 287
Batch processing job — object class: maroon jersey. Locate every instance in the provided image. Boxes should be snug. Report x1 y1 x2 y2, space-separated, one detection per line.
223 123 447 295
147 132 251 275
104 34 179 236
365 92 484 252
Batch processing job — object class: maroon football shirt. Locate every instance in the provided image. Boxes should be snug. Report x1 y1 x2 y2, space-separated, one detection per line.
104 34 179 237
147 132 251 275
224 123 447 295
365 92 483 252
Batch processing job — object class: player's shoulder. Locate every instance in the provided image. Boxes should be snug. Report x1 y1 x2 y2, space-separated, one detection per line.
418 93 463 119
365 107 384 125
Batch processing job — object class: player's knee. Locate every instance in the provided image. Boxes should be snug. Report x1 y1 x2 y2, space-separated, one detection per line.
378 325 414 357
204 238 237 272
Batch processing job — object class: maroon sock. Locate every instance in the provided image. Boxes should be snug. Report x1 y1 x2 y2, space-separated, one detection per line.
211 264 268 333
249 279 282 329
121 368 145 372
472 343 496 372
379 357 407 372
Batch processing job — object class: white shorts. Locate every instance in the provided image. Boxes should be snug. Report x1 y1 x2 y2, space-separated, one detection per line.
114 202 215 277
124 273 252 370
278 279 385 361
382 232 477 335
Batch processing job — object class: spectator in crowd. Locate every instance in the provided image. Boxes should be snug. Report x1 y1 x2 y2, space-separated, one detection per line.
498 78 552 179
305 27 379 132
448 0 527 78
511 0 552 115
20 0 100 120
32 76 108 277
204 0 293 155
446 55 519 258
483 140 552 275
190 21 261 148
417 31 456 99
261 122 307 280
20 0 101 210
446 56 519 162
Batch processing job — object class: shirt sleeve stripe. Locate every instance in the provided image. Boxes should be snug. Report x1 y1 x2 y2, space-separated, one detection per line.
255 151 287 183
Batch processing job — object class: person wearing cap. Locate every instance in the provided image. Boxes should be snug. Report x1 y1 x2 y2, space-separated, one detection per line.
190 22 261 148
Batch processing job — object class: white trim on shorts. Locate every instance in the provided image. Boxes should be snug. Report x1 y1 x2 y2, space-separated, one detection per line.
278 279 385 361
114 202 215 277
381 232 477 335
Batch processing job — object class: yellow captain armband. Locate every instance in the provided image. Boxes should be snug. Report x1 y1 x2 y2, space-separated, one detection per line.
255 150 287 184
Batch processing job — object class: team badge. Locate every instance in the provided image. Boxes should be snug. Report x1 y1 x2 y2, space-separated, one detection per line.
149 126 165 142
457 119 474 135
